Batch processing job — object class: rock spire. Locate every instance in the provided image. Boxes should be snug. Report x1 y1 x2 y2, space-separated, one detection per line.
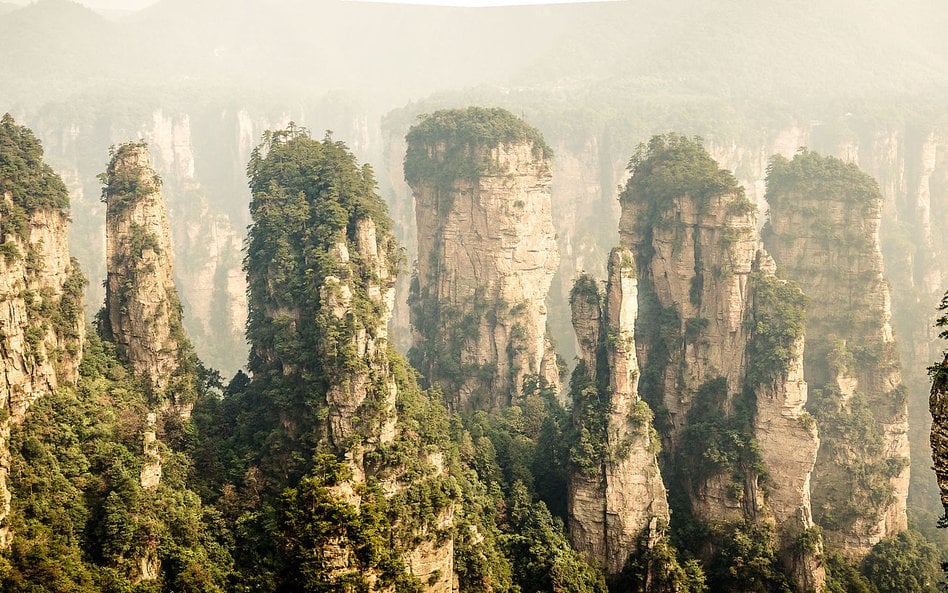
405 107 561 411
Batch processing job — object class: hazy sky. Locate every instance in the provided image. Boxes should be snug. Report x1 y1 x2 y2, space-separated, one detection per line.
61 0 613 9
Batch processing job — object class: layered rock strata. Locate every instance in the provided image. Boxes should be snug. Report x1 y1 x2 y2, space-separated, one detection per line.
620 135 823 588
748 252 824 590
405 107 560 412
0 115 85 548
763 151 910 555
567 247 670 575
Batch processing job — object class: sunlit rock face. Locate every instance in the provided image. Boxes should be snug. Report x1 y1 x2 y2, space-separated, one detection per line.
567 248 670 575
619 135 823 590
103 143 190 399
0 115 84 548
763 151 910 556
406 108 560 412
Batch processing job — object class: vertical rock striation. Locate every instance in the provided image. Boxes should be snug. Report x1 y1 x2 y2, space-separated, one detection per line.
405 107 560 412
0 114 85 548
103 143 194 404
764 150 910 556
620 135 823 589
101 142 198 580
567 248 669 575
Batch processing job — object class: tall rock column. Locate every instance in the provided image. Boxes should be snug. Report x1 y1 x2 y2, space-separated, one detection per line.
103 143 194 407
0 114 85 548
405 107 560 411
620 135 823 590
763 150 910 556
102 142 198 581
567 248 670 576
245 127 453 591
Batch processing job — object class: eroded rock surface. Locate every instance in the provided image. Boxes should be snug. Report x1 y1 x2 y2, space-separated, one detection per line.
0 115 84 549
568 248 669 575
620 135 823 589
406 108 560 411
763 151 910 556
103 143 192 401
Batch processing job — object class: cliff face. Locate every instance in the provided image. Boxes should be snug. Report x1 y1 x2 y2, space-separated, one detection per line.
103 143 193 403
0 115 84 547
619 135 823 589
406 108 560 412
763 151 910 555
568 248 669 575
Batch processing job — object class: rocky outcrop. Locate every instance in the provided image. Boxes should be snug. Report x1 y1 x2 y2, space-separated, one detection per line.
406 107 560 411
620 135 823 589
0 114 84 548
103 142 193 402
619 148 758 460
567 248 669 575
763 150 910 556
320 217 398 453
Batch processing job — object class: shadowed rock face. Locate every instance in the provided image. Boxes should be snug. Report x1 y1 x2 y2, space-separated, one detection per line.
931 351 948 523
764 151 910 556
0 115 84 549
568 248 670 575
618 135 823 589
406 108 560 412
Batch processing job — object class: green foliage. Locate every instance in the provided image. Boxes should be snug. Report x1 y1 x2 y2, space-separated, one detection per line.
0 331 232 593
823 552 875 593
634 287 680 430
614 527 708 593
680 378 762 487
928 290 948 384
274 455 429 593
502 482 607 593
809 387 905 530
97 142 162 213
0 113 69 241
745 272 807 385
825 530 944 593
620 133 743 222
861 530 943 593
244 124 398 466
707 522 791 593
404 107 552 188
567 361 604 476
765 150 881 209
